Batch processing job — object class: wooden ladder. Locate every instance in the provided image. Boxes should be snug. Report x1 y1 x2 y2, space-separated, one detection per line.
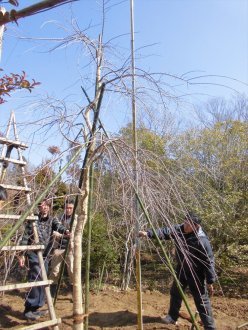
0 112 61 330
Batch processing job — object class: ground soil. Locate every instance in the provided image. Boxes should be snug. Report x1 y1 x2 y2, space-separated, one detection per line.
0 288 247 330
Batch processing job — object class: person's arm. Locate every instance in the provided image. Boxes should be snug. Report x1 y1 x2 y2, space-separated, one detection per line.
52 217 70 237
139 225 179 240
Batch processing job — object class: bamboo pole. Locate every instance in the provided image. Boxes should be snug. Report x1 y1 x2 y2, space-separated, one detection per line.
130 0 143 328
0 145 82 250
84 163 94 330
191 311 199 330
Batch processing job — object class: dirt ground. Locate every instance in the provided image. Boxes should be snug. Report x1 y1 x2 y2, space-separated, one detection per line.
0 288 247 330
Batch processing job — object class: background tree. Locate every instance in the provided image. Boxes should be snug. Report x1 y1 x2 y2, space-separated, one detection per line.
166 97 248 273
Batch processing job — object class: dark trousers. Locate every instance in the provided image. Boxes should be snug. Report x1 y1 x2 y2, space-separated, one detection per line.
24 252 48 312
168 271 216 330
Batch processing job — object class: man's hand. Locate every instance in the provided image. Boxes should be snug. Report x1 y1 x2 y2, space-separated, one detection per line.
53 231 63 238
64 230 71 237
18 255 25 268
207 284 214 297
138 231 148 238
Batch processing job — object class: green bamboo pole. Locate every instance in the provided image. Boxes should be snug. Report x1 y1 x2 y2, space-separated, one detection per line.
191 311 199 330
96 120 199 330
0 146 83 250
129 0 143 328
84 163 94 330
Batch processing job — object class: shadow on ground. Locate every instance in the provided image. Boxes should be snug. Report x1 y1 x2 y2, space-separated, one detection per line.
0 304 27 329
89 310 161 327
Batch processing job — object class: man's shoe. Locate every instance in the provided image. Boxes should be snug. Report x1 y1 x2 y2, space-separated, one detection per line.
161 314 177 325
33 310 49 317
24 311 40 321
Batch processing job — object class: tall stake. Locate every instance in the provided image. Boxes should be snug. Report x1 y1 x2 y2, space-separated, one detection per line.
130 1 143 329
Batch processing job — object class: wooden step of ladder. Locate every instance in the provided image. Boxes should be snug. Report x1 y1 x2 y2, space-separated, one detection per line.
0 279 53 292
0 136 28 150
1 245 44 251
19 318 61 330
0 214 37 220
0 183 31 192
0 156 27 166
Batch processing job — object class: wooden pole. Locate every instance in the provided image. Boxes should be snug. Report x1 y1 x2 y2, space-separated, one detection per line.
130 1 143 329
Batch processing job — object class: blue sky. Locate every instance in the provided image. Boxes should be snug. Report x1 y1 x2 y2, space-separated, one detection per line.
0 0 247 166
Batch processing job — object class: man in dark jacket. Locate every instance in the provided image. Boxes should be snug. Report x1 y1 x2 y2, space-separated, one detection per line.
139 212 216 330
18 199 70 321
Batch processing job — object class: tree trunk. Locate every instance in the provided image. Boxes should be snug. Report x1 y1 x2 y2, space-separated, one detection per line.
73 168 90 330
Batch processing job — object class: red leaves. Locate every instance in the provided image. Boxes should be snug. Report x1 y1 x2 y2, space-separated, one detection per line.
0 70 40 104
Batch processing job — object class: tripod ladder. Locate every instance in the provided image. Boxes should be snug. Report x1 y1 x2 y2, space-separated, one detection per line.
0 112 61 330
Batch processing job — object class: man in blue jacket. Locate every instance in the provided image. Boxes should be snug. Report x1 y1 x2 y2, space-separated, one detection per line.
18 199 70 321
139 212 216 330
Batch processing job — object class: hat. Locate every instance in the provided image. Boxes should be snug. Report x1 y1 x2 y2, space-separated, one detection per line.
185 211 201 225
